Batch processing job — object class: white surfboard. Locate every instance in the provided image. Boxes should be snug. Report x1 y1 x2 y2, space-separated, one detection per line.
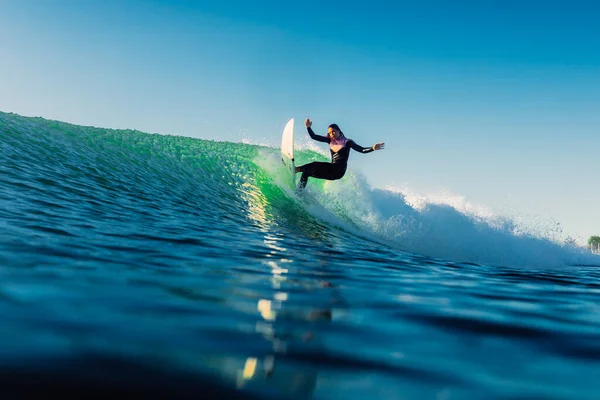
281 118 296 190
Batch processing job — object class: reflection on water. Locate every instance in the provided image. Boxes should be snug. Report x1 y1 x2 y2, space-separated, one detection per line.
234 240 336 399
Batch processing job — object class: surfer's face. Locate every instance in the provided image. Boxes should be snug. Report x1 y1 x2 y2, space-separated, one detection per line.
328 128 339 139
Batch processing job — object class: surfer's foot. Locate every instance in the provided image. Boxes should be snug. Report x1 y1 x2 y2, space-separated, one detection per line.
295 182 306 195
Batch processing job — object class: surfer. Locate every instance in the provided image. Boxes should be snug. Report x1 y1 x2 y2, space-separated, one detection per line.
295 118 385 190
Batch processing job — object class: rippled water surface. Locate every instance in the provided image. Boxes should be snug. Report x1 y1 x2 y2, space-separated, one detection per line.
1 112 599 399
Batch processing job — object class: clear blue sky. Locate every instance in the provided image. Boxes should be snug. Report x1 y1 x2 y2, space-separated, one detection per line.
1 0 599 244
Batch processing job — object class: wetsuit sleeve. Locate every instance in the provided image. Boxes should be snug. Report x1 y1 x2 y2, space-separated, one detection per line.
307 127 330 143
348 140 375 154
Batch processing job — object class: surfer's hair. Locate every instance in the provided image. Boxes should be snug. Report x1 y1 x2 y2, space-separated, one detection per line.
328 124 344 137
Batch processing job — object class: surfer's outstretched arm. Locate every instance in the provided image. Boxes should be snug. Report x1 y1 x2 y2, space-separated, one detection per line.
305 118 330 143
307 126 330 143
348 140 385 154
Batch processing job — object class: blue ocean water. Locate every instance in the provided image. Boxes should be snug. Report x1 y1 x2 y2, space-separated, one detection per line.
1 111 599 399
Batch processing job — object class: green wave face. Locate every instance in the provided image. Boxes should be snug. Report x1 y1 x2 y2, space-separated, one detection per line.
0 112 346 251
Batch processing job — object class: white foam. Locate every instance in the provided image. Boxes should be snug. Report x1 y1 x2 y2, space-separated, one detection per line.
306 169 600 269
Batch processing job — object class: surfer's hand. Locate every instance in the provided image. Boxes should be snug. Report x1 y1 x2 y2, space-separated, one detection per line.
305 118 312 128
373 142 385 150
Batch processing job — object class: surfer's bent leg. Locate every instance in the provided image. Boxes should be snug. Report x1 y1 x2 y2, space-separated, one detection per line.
295 162 345 189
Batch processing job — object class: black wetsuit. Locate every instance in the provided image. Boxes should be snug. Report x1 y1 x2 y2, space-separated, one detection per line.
296 127 374 189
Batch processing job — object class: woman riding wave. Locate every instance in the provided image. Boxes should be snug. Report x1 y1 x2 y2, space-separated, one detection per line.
295 118 385 190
